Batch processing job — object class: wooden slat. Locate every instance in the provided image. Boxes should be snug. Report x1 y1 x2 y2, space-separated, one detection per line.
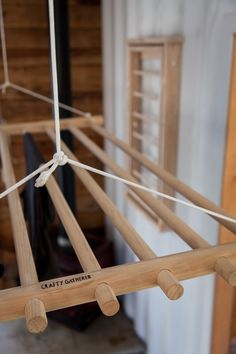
128 37 183 45
3 2 101 30
133 111 158 124
70 127 236 285
47 129 183 301
133 91 159 101
0 134 37 284
0 116 103 135
45 175 119 316
0 133 47 333
133 70 160 77
132 131 158 146
70 127 208 249
211 36 236 354
89 122 236 235
0 242 236 323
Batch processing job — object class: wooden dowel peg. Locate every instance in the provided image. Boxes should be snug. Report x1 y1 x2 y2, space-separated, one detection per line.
25 299 48 334
133 112 158 124
133 69 160 77
157 270 184 300
95 283 120 316
215 257 236 286
132 131 158 146
133 91 159 101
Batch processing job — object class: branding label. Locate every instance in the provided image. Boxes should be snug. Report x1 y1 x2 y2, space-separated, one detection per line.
41 274 92 290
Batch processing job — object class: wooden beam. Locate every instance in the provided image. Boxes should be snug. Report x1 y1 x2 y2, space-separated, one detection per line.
0 116 103 135
0 243 236 324
0 133 47 333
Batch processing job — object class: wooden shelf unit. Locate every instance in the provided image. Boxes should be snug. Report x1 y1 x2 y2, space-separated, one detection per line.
127 37 183 229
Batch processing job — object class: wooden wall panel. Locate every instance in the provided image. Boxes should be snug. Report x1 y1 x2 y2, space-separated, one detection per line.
0 0 103 266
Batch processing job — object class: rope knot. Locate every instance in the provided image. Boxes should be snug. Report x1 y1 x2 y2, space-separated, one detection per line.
35 170 52 188
53 151 68 166
35 151 68 188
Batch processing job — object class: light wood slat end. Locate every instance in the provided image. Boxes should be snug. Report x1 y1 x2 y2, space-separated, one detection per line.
25 299 48 334
157 269 184 300
95 283 120 316
215 257 236 286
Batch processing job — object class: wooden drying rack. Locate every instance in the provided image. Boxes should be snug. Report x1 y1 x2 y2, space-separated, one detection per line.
0 115 236 334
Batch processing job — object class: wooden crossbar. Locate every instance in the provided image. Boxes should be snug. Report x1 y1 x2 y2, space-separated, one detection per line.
0 116 103 135
0 243 236 323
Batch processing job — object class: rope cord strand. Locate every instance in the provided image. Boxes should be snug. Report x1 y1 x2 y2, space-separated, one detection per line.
9 82 90 117
48 0 61 153
0 159 54 200
68 159 236 225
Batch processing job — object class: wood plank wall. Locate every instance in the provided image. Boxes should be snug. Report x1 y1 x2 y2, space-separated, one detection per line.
0 0 104 268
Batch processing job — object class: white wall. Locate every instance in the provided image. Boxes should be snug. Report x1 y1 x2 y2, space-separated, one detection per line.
102 1 236 354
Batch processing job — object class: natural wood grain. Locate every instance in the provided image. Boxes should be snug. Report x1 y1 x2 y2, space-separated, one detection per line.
89 122 236 234
211 36 236 354
70 127 208 249
45 174 119 316
0 116 103 135
133 91 159 101
215 257 236 286
69 127 236 285
0 242 236 324
0 133 47 333
25 299 48 334
47 129 183 300
95 283 120 316
127 38 182 225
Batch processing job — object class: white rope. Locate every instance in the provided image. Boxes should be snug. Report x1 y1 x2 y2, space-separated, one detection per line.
48 0 61 153
35 151 68 187
0 158 54 199
8 82 91 117
68 159 236 224
1 152 236 224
